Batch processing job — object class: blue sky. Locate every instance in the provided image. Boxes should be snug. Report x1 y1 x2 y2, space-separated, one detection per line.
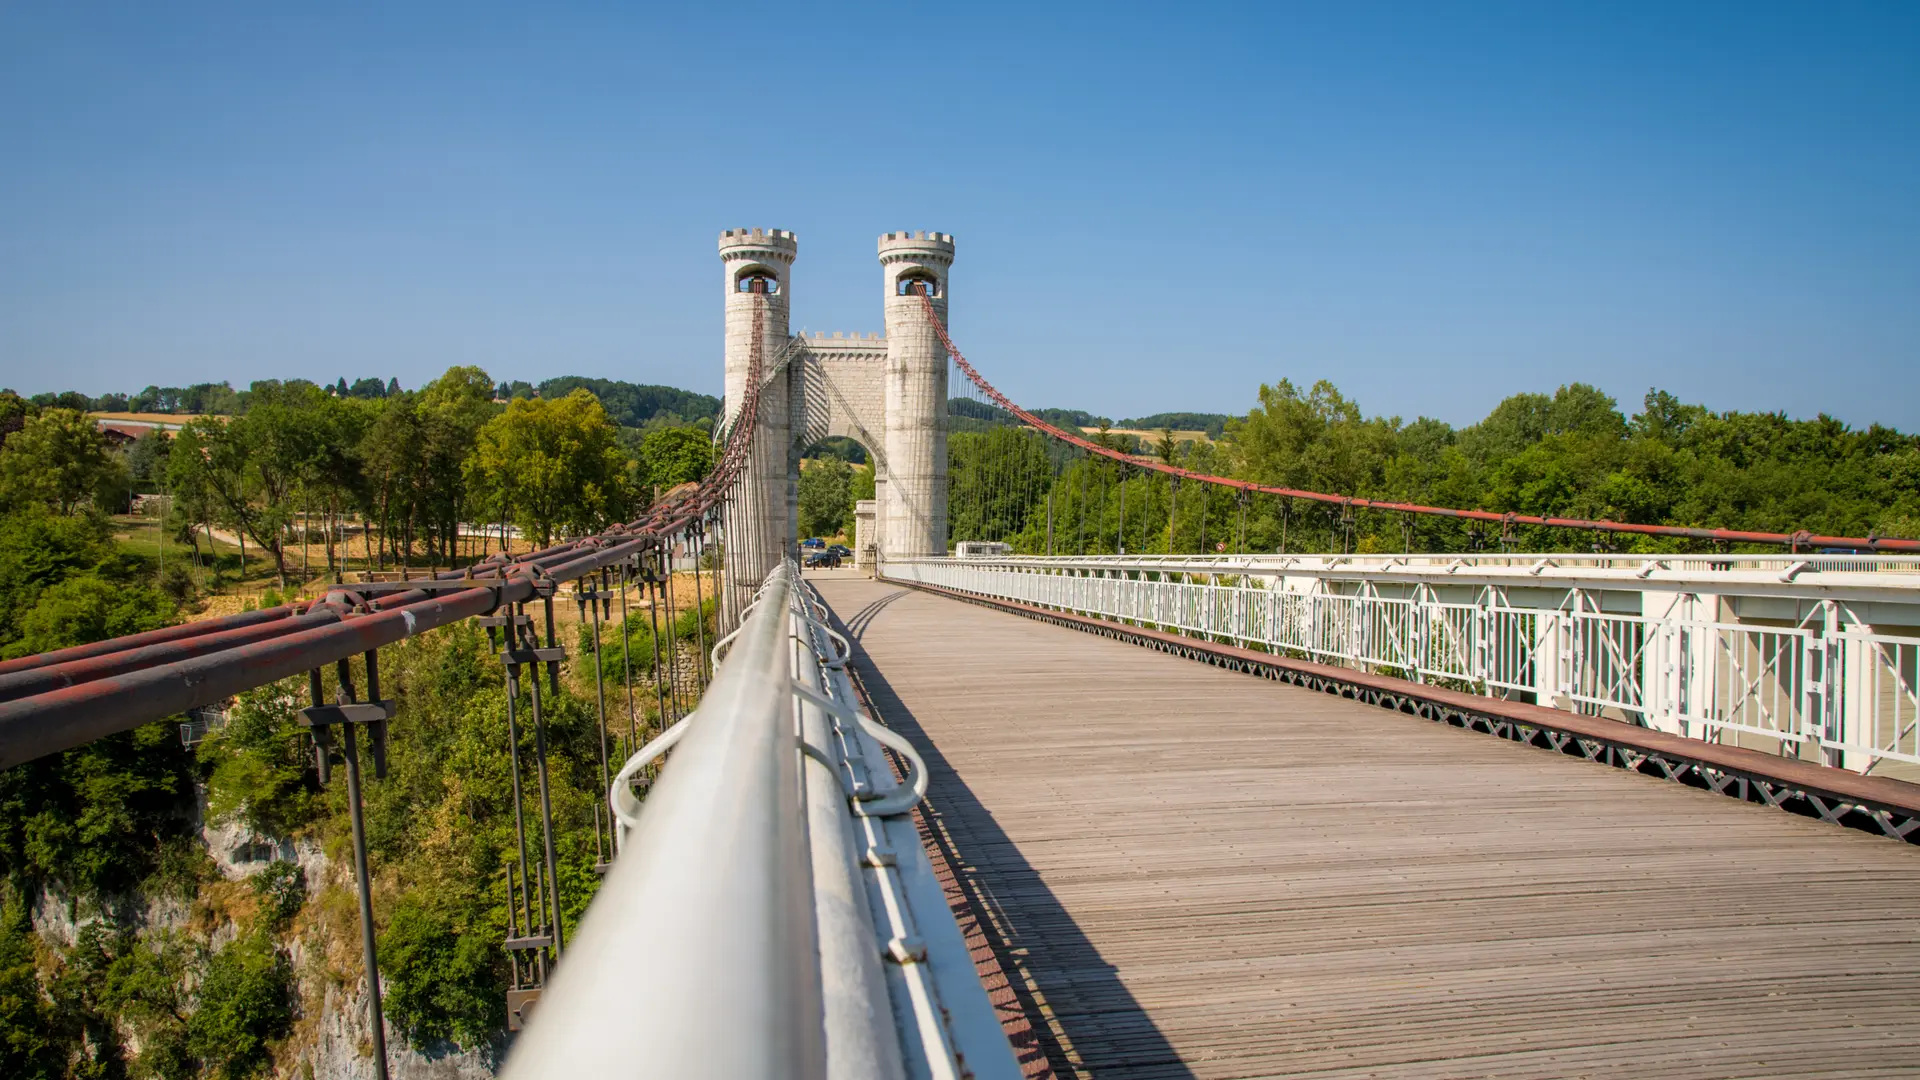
2 3 1916 428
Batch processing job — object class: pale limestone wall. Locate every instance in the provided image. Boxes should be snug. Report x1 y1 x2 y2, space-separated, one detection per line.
853 499 877 567
879 231 954 557
718 229 795 593
716 228 952 570
792 333 891 551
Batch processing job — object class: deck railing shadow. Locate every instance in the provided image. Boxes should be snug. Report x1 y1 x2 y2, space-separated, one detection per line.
830 585 1197 1080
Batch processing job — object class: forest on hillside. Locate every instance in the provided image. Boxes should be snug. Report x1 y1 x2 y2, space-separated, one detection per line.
0 368 718 1079
33 375 720 434
947 380 1920 554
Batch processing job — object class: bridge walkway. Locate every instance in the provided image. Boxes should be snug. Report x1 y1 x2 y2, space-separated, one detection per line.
812 572 1920 1080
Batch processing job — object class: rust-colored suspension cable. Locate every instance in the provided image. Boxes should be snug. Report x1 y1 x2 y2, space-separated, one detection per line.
918 293 1920 555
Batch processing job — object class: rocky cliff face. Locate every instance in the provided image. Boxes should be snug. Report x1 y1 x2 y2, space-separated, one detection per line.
30 788 504 1080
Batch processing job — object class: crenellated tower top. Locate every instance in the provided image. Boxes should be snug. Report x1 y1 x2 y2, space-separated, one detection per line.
879 231 955 299
719 228 798 264
877 230 955 265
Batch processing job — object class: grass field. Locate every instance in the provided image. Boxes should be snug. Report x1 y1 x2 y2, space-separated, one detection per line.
90 411 204 426
109 513 714 627
1106 427 1213 445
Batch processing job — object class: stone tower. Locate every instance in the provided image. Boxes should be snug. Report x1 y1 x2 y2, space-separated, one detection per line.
878 231 954 558
716 227 953 579
718 228 797 588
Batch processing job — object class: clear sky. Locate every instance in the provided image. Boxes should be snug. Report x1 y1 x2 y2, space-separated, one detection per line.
2 3 1916 429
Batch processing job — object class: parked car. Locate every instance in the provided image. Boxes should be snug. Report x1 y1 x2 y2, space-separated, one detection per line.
828 544 852 559
803 549 841 568
800 537 826 549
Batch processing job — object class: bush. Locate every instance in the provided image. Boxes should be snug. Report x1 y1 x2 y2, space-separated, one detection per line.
199 685 314 839
0 721 196 896
2 573 173 660
158 562 196 604
0 896 63 1080
379 893 503 1049
187 930 292 1080
249 862 305 930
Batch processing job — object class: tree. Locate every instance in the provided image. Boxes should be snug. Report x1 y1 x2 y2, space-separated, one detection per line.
799 454 852 538
170 383 328 585
187 930 292 1080
464 390 632 547
0 409 126 515
4 575 171 660
0 896 64 1079
640 425 713 491
0 392 33 445
127 427 172 489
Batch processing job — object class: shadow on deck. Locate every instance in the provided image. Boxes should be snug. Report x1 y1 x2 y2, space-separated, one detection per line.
832 585 1196 1080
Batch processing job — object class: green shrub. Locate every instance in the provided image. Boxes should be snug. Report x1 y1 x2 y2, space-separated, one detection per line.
379 892 503 1049
199 684 313 839
0 721 196 896
249 862 305 931
187 930 292 1080
0 896 64 1080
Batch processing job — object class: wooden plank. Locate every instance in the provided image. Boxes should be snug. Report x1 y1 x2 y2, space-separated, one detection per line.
816 576 1920 1080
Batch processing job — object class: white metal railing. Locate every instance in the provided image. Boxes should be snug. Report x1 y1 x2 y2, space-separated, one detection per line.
885 555 1920 776
503 563 1018 1080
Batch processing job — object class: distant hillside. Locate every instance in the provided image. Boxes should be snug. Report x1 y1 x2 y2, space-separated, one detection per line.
1118 411 1231 438
531 377 719 430
1029 407 1109 430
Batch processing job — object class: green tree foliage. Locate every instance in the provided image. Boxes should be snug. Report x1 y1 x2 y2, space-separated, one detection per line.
0 509 122 647
127 427 172 490
1118 411 1232 438
639 425 713 493
947 428 1054 545
380 894 500 1048
0 897 62 1080
0 409 127 515
1029 407 1108 430
987 381 1920 555
128 382 242 415
187 931 293 1080
537 377 718 431
465 390 632 546
0 391 34 444
5 575 172 660
197 686 314 838
798 454 853 538
169 383 328 585
0 721 195 897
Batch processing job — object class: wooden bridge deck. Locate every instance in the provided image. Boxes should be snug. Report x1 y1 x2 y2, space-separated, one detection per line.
813 573 1920 1080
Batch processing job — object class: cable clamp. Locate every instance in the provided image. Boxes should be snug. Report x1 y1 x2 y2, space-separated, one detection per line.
790 681 927 818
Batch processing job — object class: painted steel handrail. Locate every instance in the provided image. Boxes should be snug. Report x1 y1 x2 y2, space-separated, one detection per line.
504 564 1020 1080
504 563 823 1078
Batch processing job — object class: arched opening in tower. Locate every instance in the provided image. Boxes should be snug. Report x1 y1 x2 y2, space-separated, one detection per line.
735 268 780 295
896 273 939 297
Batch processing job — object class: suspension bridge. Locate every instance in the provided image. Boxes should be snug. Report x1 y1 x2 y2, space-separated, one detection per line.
1 228 1917 1078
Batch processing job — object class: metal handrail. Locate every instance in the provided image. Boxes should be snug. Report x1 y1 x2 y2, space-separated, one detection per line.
503 563 1019 1079
504 563 823 1078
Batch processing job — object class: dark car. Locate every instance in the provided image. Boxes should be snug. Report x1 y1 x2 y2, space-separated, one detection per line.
800 537 826 549
803 549 841 568
828 544 852 559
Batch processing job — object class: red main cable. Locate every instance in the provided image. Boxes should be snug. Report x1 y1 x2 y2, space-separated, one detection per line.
918 294 1920 555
